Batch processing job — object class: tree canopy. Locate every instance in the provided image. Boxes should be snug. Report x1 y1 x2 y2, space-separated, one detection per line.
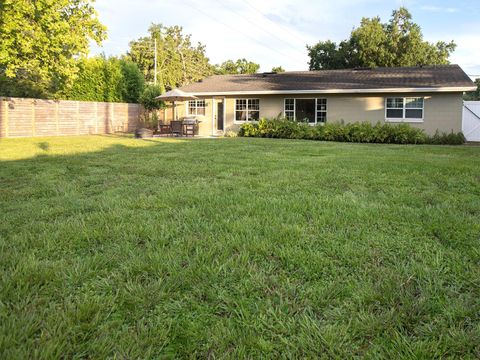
127 24 212 93
271 66 285 73
307 7 456 70
62 56 145 103
214 59 260 75
0 0 106 96
464 79 480 101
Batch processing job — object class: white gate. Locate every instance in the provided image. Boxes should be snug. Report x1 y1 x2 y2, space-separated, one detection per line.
463 101 480 142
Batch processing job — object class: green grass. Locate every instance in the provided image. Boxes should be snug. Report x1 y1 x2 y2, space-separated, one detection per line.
1 135 479 358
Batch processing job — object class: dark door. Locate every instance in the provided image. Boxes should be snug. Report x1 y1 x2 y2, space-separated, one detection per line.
217 102 224 131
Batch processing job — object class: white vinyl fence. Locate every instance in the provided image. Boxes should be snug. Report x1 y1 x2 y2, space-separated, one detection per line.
463 101 480 142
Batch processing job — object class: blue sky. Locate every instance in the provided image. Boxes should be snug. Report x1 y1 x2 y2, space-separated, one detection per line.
90 0 480 77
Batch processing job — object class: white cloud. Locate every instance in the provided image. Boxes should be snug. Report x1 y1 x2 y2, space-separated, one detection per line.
449 34 480 78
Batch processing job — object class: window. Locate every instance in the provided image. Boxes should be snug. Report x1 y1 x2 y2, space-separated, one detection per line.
235 99 259 122
284 98 327 124
285 99 295 120
386 97 424 121
316 99 327 123
188 99 206 116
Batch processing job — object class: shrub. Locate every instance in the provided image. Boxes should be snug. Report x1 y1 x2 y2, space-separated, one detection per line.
238 122 259 137
428 131 466 145
224 130 238 138
238 118 464 145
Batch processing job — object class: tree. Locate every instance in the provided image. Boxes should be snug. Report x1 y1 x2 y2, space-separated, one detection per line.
127 24 213 93
271 66 285 73
120 60 145 103
63 56 144 103
307 7 456 70
214 59 260 74
464 79 480 101
139 84 164 129
0 0 106 97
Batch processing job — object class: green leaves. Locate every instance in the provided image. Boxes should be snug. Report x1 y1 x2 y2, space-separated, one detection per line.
464 79 480 101
63 56 145 103
126 24 213 92
239 118 465 145
308 7 456 70
139 85 163 112
213 59 261 75
0 0 107 97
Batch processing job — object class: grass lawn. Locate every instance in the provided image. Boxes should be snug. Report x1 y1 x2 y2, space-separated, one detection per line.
1 135 479 358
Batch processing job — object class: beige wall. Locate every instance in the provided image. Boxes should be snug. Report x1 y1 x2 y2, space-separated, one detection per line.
163 92 463 136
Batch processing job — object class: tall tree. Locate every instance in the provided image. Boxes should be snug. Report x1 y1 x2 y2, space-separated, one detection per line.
214 59 260 75
0 0 106 97
127 24 213 93
307 7 456 70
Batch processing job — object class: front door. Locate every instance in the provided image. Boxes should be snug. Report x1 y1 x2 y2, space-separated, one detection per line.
217 101 224 131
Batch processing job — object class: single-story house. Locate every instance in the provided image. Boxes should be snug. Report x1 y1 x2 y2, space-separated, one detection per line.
166 64 476 136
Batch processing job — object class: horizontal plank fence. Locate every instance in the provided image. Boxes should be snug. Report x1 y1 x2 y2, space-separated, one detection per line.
0 97 142 138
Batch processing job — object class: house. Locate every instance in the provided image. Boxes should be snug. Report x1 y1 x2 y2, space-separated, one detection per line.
168 65 476 136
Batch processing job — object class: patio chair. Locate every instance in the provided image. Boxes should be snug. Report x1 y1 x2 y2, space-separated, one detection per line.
170 120 183 137
183 118 196 137
158 120 172 136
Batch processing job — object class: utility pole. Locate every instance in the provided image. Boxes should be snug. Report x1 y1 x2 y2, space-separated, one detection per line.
154 38 157 85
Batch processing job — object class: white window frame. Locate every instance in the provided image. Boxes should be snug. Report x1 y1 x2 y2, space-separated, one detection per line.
385 97 424 123
234 98 260 123
187 99 206 116
283 98 327 125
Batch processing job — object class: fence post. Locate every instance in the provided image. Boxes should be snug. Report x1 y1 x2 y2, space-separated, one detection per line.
111 103 115 133
95 102 98 134
55 101 59 135
31 99 36 137
76 101 80 135
0 99 6 138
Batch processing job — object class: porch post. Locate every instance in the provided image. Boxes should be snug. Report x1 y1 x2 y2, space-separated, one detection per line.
211 97 215 136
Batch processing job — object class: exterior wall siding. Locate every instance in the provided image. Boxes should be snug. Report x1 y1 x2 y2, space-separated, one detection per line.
162 92 464 136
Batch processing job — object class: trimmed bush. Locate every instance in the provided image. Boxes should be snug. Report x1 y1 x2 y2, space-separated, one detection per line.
238 118 464 145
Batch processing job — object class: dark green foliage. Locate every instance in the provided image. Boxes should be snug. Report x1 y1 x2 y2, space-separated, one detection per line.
139 85 163 111
127 24 213 93
0 73 47 98
214 58 260 75
138 85 164 129
271 66 285 73
239 118 465 145
307 7 456 70
0 0 106 98
464 79 480 101
429 131 466 145
120 61 145 103
63 56 145 103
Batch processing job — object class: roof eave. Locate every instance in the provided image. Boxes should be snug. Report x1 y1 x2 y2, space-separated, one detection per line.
188 86 477 96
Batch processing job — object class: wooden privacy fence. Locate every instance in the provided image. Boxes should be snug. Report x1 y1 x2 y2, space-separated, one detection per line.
0 97 142 138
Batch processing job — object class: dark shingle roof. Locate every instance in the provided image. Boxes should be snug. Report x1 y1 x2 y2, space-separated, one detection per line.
179 65 475 94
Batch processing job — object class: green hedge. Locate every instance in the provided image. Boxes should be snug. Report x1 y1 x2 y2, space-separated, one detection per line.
238 118 465 145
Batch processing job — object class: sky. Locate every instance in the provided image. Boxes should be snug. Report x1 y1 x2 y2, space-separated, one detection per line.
90 0 480 78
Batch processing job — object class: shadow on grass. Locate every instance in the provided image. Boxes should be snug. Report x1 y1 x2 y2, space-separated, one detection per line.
37 141 50 152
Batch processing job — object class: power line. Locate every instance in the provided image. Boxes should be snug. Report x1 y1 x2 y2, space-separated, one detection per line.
182 0 303 64
241 0 311 45
214 2 305 57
